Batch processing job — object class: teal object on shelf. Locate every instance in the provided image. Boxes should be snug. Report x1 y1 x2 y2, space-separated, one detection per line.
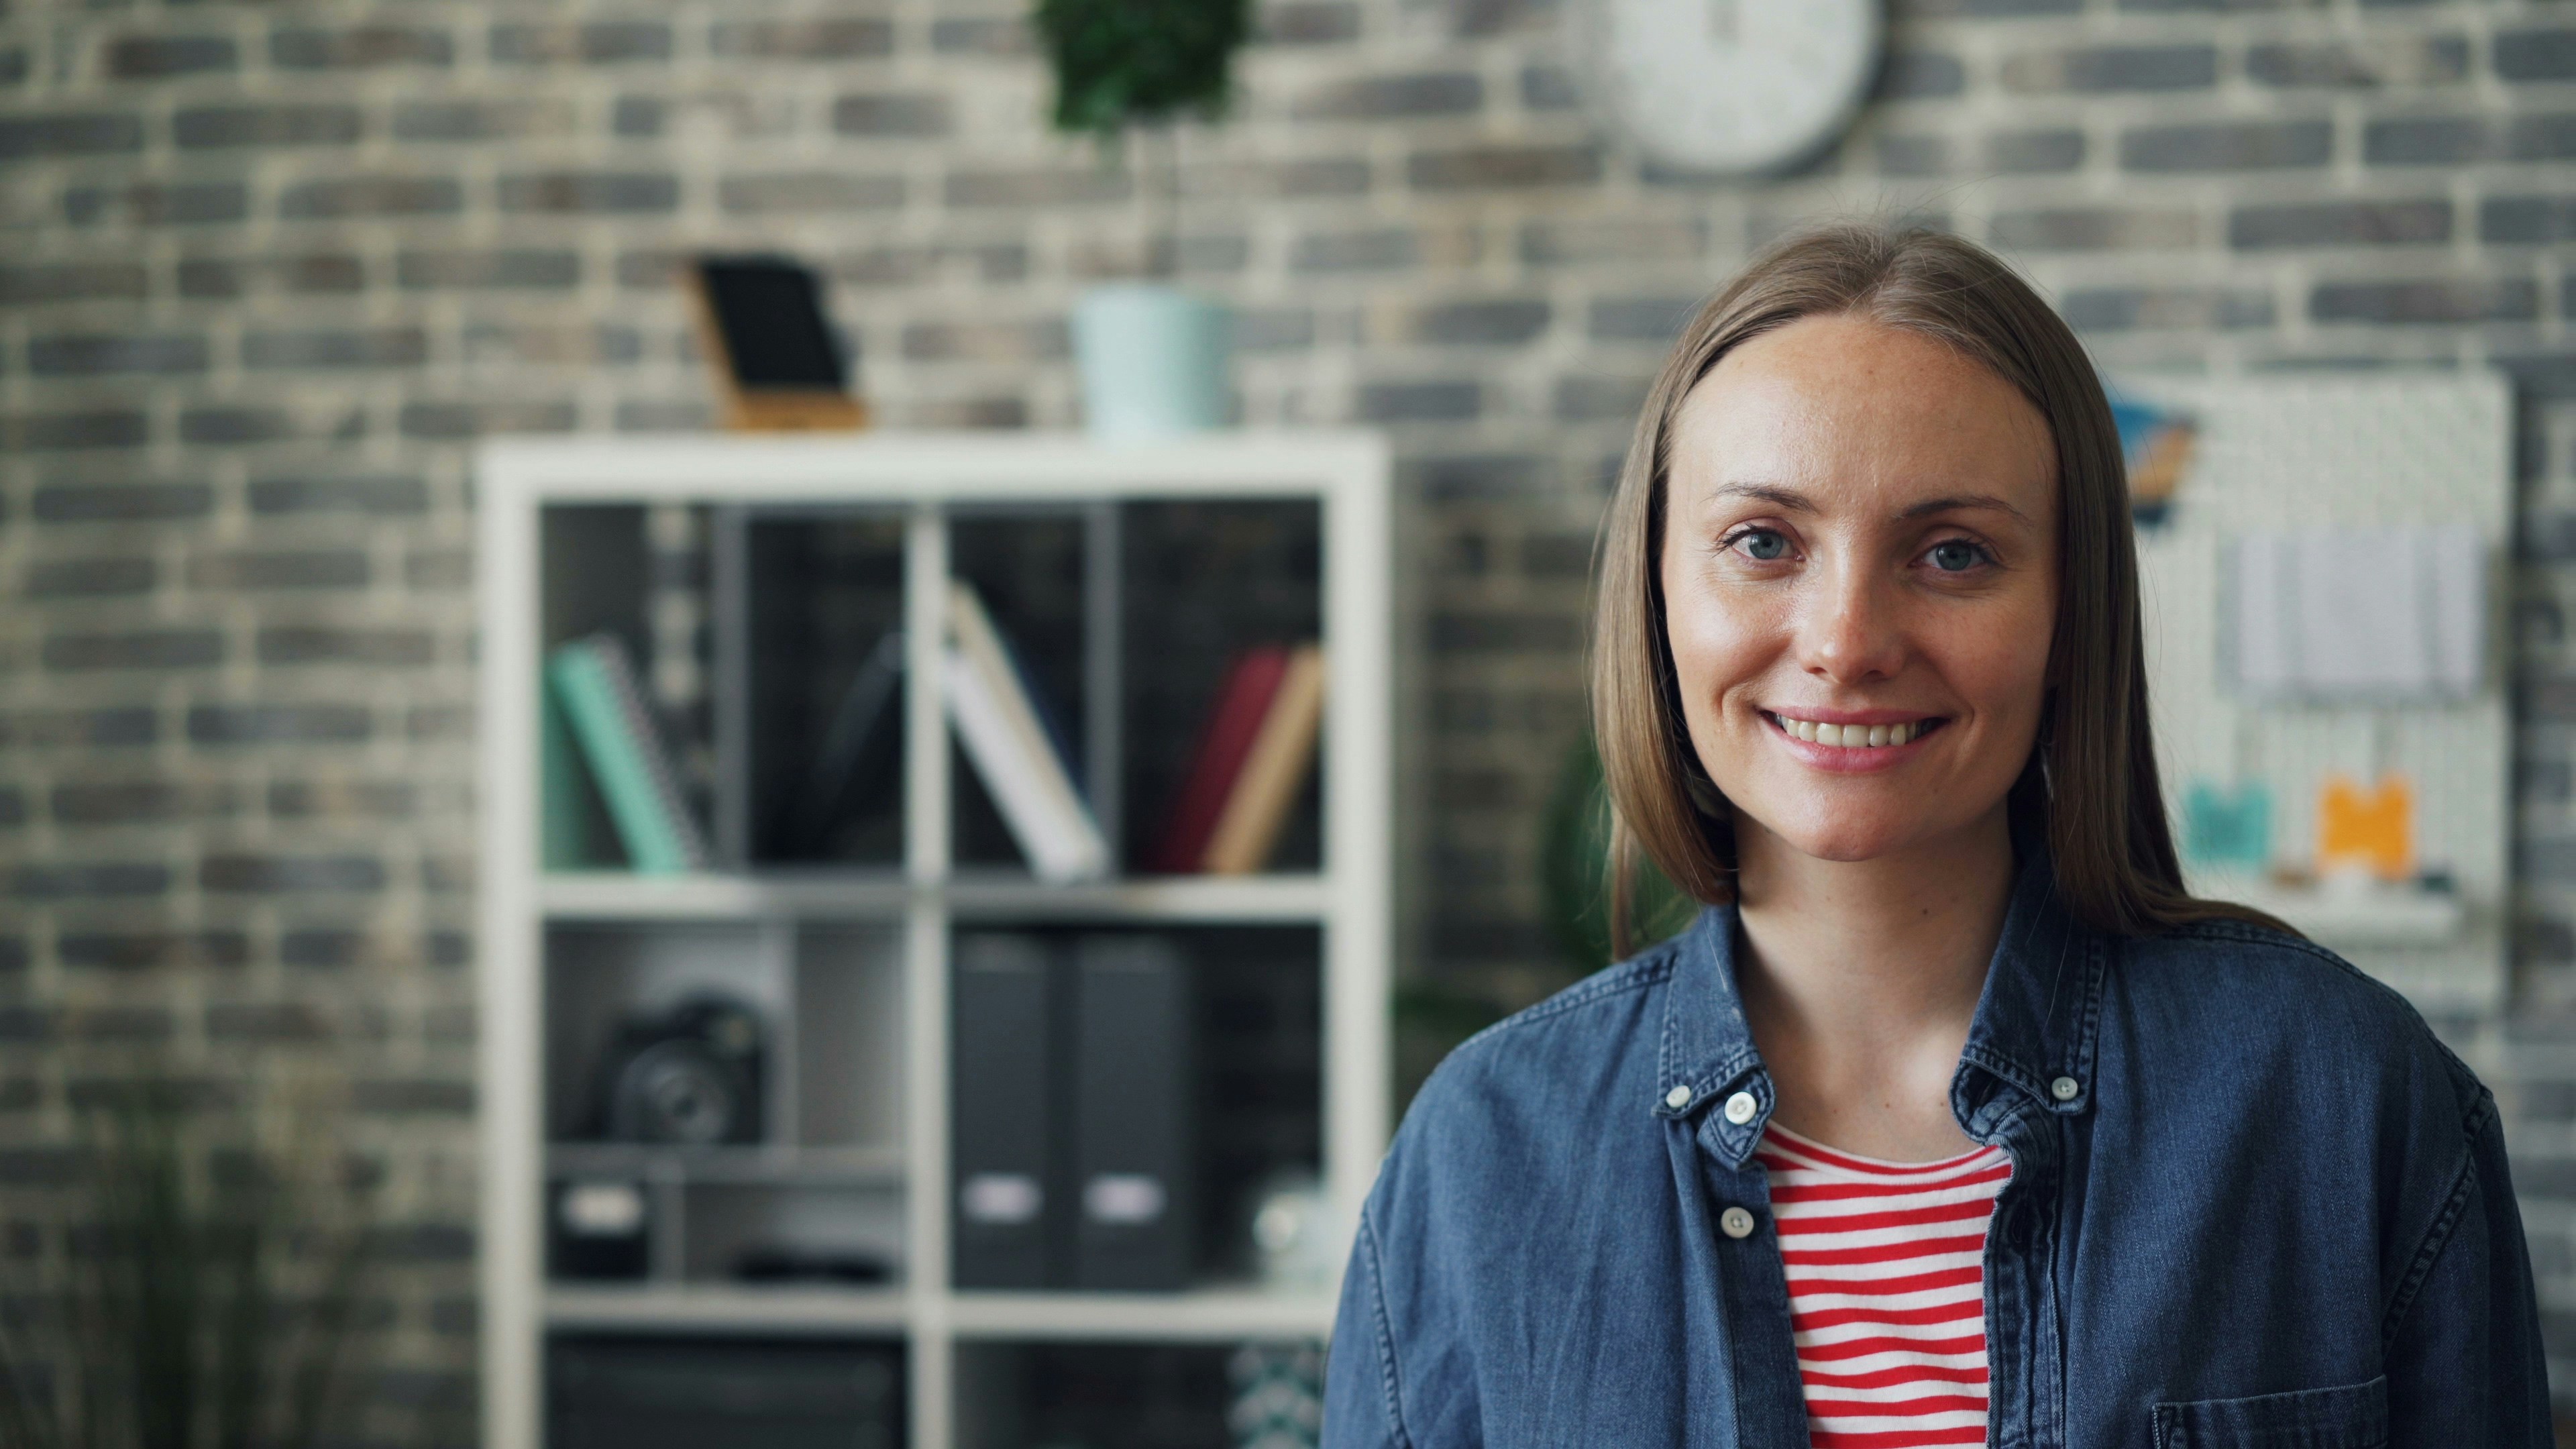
2184 780 2272 868
1073 283 1231 438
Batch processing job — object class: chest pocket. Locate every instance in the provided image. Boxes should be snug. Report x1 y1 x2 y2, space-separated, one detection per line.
2152 1377 2386 1449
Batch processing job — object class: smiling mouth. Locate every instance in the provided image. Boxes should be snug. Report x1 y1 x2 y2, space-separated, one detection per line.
1763 712 1946 750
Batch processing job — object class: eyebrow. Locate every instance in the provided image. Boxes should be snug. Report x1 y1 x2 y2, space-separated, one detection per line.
1703 482 2035 525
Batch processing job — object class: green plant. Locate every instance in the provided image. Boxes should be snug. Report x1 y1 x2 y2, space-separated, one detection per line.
0 1080 374 1449
1540 732 1700 971
1032 0 1252 141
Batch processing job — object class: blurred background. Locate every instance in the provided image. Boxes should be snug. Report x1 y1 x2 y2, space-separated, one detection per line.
5 0 2576 1443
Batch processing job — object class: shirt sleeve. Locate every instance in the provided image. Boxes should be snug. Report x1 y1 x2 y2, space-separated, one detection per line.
2381 1090 2551 1443
1323 1201 1412 1449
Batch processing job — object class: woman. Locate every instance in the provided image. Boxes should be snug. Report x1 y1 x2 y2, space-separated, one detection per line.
1322 225 2548 1446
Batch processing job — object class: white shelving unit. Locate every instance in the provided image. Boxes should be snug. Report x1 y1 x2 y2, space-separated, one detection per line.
477 432 1393 1448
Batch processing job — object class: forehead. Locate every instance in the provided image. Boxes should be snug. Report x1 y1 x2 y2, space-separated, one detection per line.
1668 314 2056 515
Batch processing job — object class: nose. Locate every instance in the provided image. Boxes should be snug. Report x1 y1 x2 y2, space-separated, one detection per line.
1796 557 1905 685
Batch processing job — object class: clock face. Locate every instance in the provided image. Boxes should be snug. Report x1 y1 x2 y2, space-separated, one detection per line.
1587 0 1882 175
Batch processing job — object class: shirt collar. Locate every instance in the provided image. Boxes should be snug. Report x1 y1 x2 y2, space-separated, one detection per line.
1652 833 2106 1165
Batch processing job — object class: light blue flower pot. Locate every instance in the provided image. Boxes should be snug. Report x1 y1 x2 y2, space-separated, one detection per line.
1073 284 1232 439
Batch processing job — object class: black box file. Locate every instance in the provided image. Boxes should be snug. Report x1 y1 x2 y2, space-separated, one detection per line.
951 933 1061 1289
548 1335 902 1449
1071 936 1193 1291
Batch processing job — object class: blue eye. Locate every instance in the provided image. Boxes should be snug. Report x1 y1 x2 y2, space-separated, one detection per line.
1928 540 1982 572
1735 530 1788 561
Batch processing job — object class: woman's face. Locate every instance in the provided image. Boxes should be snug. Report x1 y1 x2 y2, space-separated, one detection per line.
1658 313 2060 867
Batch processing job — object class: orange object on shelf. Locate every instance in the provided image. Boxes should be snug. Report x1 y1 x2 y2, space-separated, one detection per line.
2317 774 2414 881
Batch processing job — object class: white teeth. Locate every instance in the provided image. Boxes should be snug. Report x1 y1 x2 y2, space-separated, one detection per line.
1776 714 1926 749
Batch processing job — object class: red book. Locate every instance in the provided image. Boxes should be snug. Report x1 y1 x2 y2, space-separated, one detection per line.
1150 647 1292 874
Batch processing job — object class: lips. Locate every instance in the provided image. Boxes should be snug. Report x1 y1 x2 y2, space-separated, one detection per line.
1763 711 1945 749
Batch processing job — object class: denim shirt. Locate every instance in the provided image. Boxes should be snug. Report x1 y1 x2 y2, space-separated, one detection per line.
1325 848 2549 1446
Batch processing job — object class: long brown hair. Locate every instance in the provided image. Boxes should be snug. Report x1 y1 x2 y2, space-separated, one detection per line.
1592 221 2288 948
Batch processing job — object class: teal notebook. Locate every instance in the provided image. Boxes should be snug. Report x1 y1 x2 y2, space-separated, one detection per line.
545 635 709 875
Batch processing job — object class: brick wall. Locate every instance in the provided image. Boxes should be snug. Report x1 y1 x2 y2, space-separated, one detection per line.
6 0 2576 1430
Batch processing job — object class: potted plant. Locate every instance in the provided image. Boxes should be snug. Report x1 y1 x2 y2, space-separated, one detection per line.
1034 0 1252 438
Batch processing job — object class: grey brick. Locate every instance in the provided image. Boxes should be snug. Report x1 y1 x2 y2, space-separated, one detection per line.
248 474 427 515
201 855 386 894
931 15 1032 54
242 327 429 370
1450 0 1551 38
1399 299 1549 345
208 1004 330 1042
1294 227 1424 272
1990 207 2198 252
277 175 462 219
2512 116 2576 161
32 479 209 522
1295 72 1482 120
1183 156 1371 199
1358 380 1480 422
1875 134 1949 176
29 333 207 376
50 782 210 825
2485 198 2576 246
186 704 372 745
2003 44 2215 93
0 112 142 158
1430 610 1585 651
2311 278 2538 325
2247 37 2469 89
0 264 144 305
174 105 362 150
719 172 907 213
947 168 1128 208
2498 28 2576 85
1986 129 2085 173
2364 116 2491 166
0 1150 80 1185
25 557 154 598
0 1008 52 1043
178 254 365 299
355 1079 475 1115
1408 145 1599 190
72 1008 172 1042
489 21 672 65
6 411 150 451
1590 295 1703 342
2229 201 2451 250
180 409 298 446
1264 3 1361 44
63 180 247 227
832 93 953 138
392 99 576 143
187 551 368 594
57 931 243 969
270 25 455 69
256 627 436 666
398 400 579 439
269 780 417 820
900 319 1067 363
0 708 157 748
2120 119 2332 172
498 172 678 214
1902 0 2078 13
2062 286 2276 331
1876 52 1965 101
45 630 223 671
103 33 237 78
0 48 25 86
11 862 170 899
1555 373 1652 423
282 929 367 969
711 19 895 58
1521 64 1579 110
1520 217 1703 266
397 248 579 290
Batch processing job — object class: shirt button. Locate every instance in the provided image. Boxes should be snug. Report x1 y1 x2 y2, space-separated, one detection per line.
2051 1075 2081 1102
1719 1206 1756 1240
1723 1091 1758 1125
1664 1085 1691 1110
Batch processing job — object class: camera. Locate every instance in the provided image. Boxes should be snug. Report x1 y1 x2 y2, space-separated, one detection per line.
593 994 767 1146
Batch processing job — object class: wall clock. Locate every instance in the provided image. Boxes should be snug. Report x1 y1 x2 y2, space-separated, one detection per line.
1582 0 1882 176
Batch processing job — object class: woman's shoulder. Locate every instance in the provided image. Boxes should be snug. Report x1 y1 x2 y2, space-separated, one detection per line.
2113 914 2489 1119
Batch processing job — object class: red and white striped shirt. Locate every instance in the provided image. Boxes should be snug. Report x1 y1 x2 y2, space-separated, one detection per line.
1756 1122 2012 1449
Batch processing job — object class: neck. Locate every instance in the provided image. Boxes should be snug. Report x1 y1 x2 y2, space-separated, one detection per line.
1727 802 2019 1159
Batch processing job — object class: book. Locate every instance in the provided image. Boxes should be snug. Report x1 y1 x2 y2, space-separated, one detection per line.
546 634 711 875
951 933 1063 1289
946 581 1110 881
1070 934 1193 1291
1202 643 1325 875
1148 647 1293 874
777 629 905 858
